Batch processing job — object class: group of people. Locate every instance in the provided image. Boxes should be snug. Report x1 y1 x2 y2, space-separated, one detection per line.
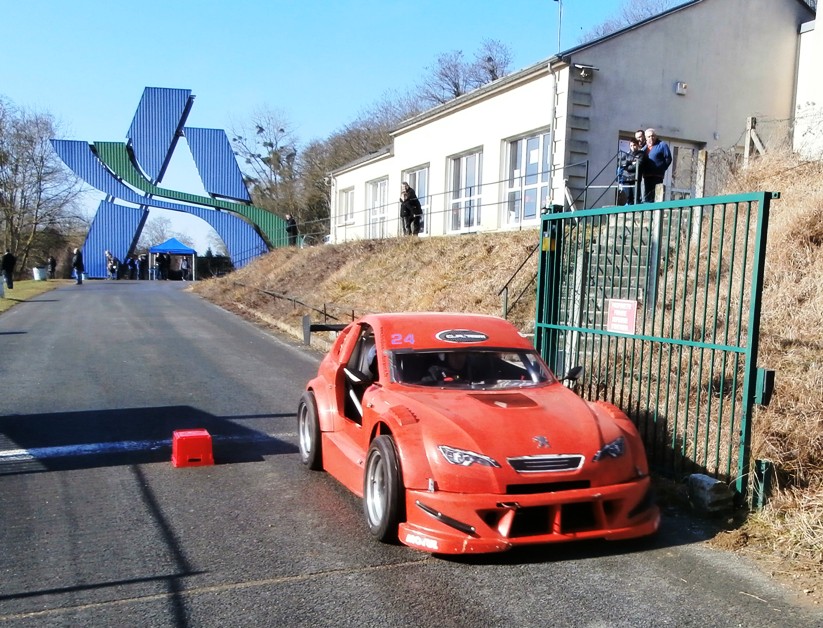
105 250 185 280
105 250 148 280
399 182 423 236
617 128 673 205
1 251 69 288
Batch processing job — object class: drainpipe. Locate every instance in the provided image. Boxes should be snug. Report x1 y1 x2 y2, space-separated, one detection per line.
547 63 558 208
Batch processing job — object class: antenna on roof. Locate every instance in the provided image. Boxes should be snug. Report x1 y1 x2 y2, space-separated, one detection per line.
555 0 563 53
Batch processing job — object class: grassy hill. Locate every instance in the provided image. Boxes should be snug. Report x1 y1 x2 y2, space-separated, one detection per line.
192 152 822 586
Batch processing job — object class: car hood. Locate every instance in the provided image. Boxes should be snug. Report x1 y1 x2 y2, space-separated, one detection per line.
398 384 608 456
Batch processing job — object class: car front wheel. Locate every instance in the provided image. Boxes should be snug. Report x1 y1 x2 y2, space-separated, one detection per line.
297 391 322 470
363 435 404 542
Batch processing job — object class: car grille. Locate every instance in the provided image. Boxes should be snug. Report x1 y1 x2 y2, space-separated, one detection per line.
506 480 590 495
507 454 584 473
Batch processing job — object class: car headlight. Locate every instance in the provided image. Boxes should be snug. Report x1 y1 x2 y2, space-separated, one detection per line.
593 436 625 461
438 445 501 468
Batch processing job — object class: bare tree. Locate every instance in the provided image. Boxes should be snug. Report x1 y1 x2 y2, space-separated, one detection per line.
417 40 513 106
206 231 228 256
580 0 687 42
290 90 427 241
419 50 471 105
468 39 513 87
135 215 193 251
0 97 83 271
230 107 300 219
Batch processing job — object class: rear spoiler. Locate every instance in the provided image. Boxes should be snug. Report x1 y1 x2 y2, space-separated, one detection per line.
302 315 347 345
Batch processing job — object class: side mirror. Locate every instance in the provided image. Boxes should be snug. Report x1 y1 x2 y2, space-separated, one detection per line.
562 365 584 382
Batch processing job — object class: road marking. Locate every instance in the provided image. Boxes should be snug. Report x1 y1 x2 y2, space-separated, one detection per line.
0 433 295 462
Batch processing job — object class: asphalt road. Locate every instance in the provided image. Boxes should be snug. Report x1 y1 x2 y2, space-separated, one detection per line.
0 280 819 627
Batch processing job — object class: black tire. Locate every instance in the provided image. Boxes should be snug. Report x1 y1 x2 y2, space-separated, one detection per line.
297 391 322 470
363 435 404 542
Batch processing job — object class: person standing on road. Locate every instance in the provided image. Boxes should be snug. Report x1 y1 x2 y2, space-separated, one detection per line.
47 255 57 279
1 249 16 290
71 248 84 285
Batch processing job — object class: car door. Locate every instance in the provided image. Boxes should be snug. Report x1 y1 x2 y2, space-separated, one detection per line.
330 323 377 460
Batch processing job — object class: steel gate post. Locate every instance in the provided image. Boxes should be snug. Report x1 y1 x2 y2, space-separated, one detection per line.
736 192 776 501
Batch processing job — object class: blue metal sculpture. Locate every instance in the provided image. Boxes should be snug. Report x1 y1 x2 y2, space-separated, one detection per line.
51 87 283 278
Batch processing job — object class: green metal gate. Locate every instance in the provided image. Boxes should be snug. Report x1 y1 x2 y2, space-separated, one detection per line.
535 192 776 499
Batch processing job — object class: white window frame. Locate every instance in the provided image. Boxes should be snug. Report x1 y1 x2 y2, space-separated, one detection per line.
367 177 389 239
402 165 429 235
448 150 482 233
337 187 355 225
505 130 551 226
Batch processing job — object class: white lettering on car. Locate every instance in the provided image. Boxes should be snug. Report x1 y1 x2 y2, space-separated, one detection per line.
405 533 439 550
435 329 489 343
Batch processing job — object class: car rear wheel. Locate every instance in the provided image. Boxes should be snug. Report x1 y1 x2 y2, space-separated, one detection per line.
363 435 404 542
297 391 322 470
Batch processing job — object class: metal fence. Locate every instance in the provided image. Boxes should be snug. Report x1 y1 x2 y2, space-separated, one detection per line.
535 192 776 500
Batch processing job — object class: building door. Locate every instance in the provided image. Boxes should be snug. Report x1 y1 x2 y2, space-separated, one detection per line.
664 141 700 201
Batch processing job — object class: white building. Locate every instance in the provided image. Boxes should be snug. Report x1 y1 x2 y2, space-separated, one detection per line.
329 0 817 244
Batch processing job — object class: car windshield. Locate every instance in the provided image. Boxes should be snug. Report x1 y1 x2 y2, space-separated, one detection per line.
390 349 554 390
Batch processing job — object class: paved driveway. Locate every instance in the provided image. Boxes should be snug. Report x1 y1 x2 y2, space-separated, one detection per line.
0 281 819 627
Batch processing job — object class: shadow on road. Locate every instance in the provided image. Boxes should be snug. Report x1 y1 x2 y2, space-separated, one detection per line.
0 405 297 475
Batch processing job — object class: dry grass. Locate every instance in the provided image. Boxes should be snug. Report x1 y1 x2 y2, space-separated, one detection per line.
193 231 540 336
0 279 72 313
716 153 823 580
193 153 822 585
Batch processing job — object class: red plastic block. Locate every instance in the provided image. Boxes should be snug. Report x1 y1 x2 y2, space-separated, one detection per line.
172 428 214 467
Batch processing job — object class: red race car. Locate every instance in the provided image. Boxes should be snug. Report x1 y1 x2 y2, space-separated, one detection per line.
297 312 659 554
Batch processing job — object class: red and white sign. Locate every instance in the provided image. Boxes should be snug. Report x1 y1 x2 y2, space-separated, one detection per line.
606 299 637 335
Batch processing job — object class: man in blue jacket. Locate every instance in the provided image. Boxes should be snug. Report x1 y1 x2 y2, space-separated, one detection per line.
642 128 672 203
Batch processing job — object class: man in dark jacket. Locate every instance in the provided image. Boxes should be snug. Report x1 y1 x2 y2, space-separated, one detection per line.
71 248 84 285
401 182 423 236
285 213 298 246
1 249 16 289
642 128 673 202
618 139 645 205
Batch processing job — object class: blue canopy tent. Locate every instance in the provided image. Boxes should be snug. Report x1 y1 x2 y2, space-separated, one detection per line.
149 238 197 281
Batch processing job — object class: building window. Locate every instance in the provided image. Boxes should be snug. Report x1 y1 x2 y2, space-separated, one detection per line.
402 165 429 234
367 177 388 239
505 131 551 225
449 151 482 232
338 187 354 225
